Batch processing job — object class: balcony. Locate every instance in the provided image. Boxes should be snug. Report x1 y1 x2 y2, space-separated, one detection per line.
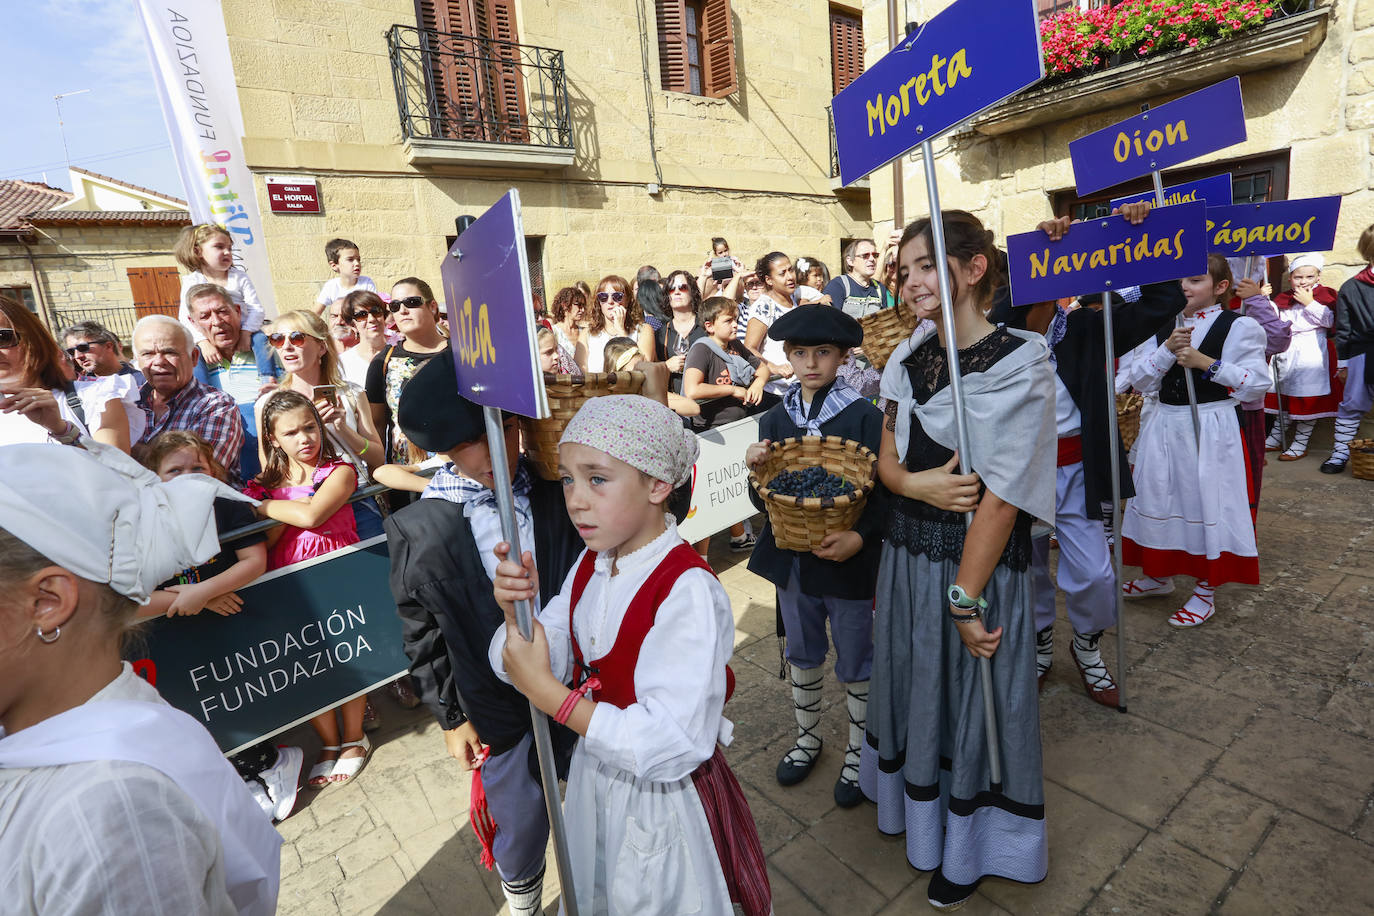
827 106 869 194
387 24 574 171
970 1 1328 137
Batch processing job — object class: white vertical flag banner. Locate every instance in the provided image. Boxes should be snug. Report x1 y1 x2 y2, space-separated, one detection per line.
136 0 276 316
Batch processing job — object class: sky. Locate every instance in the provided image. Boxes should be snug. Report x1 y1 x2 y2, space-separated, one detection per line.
0 1 186 199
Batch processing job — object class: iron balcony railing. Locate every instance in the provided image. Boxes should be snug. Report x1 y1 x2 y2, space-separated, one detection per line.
828 105 839 180
387 24 572 149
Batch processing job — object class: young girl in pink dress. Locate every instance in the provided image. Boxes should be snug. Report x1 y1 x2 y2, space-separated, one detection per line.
247 389 365 786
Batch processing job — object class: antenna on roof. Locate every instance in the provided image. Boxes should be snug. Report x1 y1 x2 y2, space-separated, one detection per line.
54 89 91 182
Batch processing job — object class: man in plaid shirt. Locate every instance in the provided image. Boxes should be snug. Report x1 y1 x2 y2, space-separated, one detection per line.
133 315 245 482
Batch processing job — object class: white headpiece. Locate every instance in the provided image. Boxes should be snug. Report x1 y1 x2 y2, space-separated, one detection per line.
0 441 256 603
1288 253 1324 274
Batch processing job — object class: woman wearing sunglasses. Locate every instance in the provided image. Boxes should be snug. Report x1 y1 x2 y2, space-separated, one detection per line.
579 275 643 373
651 271 707 395
0 296 132 452
549 286 588 363
364 279 449 465
255 310 386 536
337 290 392 387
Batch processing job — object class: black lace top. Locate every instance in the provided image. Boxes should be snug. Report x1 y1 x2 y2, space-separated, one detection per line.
885 329 1032 570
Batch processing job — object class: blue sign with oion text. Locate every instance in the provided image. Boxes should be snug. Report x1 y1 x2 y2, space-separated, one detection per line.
831 0 1043 187
1204 197 1342 257
440 190 548 418
1069 78 1246 196
1005 201 1209 306
1111 173 1232 211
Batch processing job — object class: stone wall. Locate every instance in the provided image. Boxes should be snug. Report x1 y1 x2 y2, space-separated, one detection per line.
864 0 1374 286
223 0 875 309
0 224 183 337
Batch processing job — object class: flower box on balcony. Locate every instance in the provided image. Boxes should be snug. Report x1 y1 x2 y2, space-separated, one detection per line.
968 5 1328 138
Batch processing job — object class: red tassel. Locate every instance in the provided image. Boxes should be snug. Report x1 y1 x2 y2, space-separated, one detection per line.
468 747 498 871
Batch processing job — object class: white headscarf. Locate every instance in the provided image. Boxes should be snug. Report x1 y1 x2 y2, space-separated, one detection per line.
0 440 256 604
1288 253 1324 274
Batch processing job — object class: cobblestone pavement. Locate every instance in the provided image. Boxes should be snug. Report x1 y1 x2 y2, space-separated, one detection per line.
274 455 1374 915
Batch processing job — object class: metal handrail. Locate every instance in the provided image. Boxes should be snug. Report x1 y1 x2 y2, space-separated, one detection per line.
219 470 438 546
387 23 572 149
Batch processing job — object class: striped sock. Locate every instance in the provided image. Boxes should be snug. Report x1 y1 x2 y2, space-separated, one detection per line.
1331 417 1361 461
840 681 867 787
501 866 545 916
784 667 824 767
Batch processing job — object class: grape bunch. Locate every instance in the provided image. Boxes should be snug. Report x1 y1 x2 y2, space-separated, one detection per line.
769 466 856 499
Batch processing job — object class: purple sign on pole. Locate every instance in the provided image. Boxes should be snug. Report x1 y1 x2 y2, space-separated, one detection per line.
1204 196 1342 257
1111 173 1232 211
439 190 548 419
1069 77 1246 196
1005 201 1209 306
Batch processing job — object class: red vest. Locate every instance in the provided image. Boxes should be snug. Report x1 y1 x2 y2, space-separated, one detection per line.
568 542 734 708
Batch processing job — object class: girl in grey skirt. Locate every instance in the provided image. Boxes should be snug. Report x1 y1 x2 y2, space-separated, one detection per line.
862 211 1057 910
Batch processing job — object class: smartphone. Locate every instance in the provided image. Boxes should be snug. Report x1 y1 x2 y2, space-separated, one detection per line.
312 384 340 408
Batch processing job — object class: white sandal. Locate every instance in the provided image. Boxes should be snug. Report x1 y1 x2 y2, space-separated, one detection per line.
331 735 371 784
308 746 340 788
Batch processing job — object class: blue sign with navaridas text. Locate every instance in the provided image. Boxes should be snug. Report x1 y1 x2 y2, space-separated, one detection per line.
1204 196 1342 257
440 190 549 418
1005 201 1209 306
831 0 1043 187
1111 173 1232 211
1069 78 1246 196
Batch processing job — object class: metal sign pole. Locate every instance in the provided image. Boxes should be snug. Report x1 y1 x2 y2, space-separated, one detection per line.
1099 287 1129 714
921 139 1003 790
483 407 580 916
1150 168 1203 449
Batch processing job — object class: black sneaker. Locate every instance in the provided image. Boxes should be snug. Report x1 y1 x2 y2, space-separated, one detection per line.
927 867 981 911
729 532 757 552
1320 457 1347 474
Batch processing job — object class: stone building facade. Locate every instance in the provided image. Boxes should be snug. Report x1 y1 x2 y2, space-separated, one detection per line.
224 0 875 309
858 0 1370 286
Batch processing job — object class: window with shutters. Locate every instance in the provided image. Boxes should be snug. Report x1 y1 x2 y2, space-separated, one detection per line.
413 0 529 143
0 286 36 312
829 7 864 97
657 0 737 98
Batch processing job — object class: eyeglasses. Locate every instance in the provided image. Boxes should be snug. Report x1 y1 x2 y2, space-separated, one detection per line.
596 291 625 304
0 328 18 349
390 296 427 312
351 304 388 320
65 341 104 356
267 330 308 348
856 252 879 260
668 283 691 293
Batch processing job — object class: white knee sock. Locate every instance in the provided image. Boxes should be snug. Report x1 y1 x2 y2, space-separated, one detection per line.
1332 416 1361 460
1284 420 1314 455
1071 630 1115 690
840 681 867 786
501 866 544 916
785 666 824 766
1182 580 1216 617
1035 626 1054 678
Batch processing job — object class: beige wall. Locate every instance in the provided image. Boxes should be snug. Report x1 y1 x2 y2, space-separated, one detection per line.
863 0 1374 285
0 225 183 334
223 0 876 309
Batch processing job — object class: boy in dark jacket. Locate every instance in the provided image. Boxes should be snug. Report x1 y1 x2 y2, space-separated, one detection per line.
743 304 886 808
1323 224 1374 473
384 356 581 916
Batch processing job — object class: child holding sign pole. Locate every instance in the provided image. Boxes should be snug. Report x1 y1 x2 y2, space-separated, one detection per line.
1120 255 1269 626
491 395 771 916
742 304 886 808
1263 254 1342 461
864 212 1055 907
383 356 579 916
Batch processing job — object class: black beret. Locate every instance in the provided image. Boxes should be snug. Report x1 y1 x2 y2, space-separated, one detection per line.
766 304 863 348
397 353 487 454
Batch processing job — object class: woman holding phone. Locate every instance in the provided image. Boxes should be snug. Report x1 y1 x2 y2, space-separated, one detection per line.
254 310 385 539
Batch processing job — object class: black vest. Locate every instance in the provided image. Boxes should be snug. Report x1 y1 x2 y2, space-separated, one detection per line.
1156 310 1239 406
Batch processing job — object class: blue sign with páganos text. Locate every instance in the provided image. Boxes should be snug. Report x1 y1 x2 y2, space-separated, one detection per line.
1069 78 1246 196
831 0 1043 187
1004 201 1209 306
1204 196 1342 257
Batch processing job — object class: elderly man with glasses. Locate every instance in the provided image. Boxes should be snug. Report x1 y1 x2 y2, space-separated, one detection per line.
61 321 145 385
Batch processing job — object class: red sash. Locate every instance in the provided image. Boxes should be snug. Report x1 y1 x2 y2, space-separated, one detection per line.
1057 434 1083 467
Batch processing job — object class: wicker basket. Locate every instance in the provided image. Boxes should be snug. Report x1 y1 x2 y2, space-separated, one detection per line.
1350 439 1374 480
1116 393 1143 452
522 370 645 480
749 436 877 551
858 304 918 372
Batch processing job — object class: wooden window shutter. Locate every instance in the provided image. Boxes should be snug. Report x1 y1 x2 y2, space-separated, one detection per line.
416 0 483 139
657 0 690 93
480 0 529 142
128 266 183 319
829 8 864 97
700 0 737 98
153 267 182 315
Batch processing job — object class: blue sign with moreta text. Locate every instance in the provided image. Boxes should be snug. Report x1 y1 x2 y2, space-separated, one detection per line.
1005 201 1209 306
831 0 1043 187
440 190 549 418
1111 173 1232 211
1069 77 1246 196
1204 196 1342 257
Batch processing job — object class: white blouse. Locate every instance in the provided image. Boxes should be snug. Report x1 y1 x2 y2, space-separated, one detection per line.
1122 305 1270 404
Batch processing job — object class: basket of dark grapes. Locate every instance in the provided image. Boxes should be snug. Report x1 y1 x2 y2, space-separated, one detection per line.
750 436 878 552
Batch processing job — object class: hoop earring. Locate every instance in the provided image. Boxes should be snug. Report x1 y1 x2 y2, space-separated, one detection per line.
36 625 61 644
